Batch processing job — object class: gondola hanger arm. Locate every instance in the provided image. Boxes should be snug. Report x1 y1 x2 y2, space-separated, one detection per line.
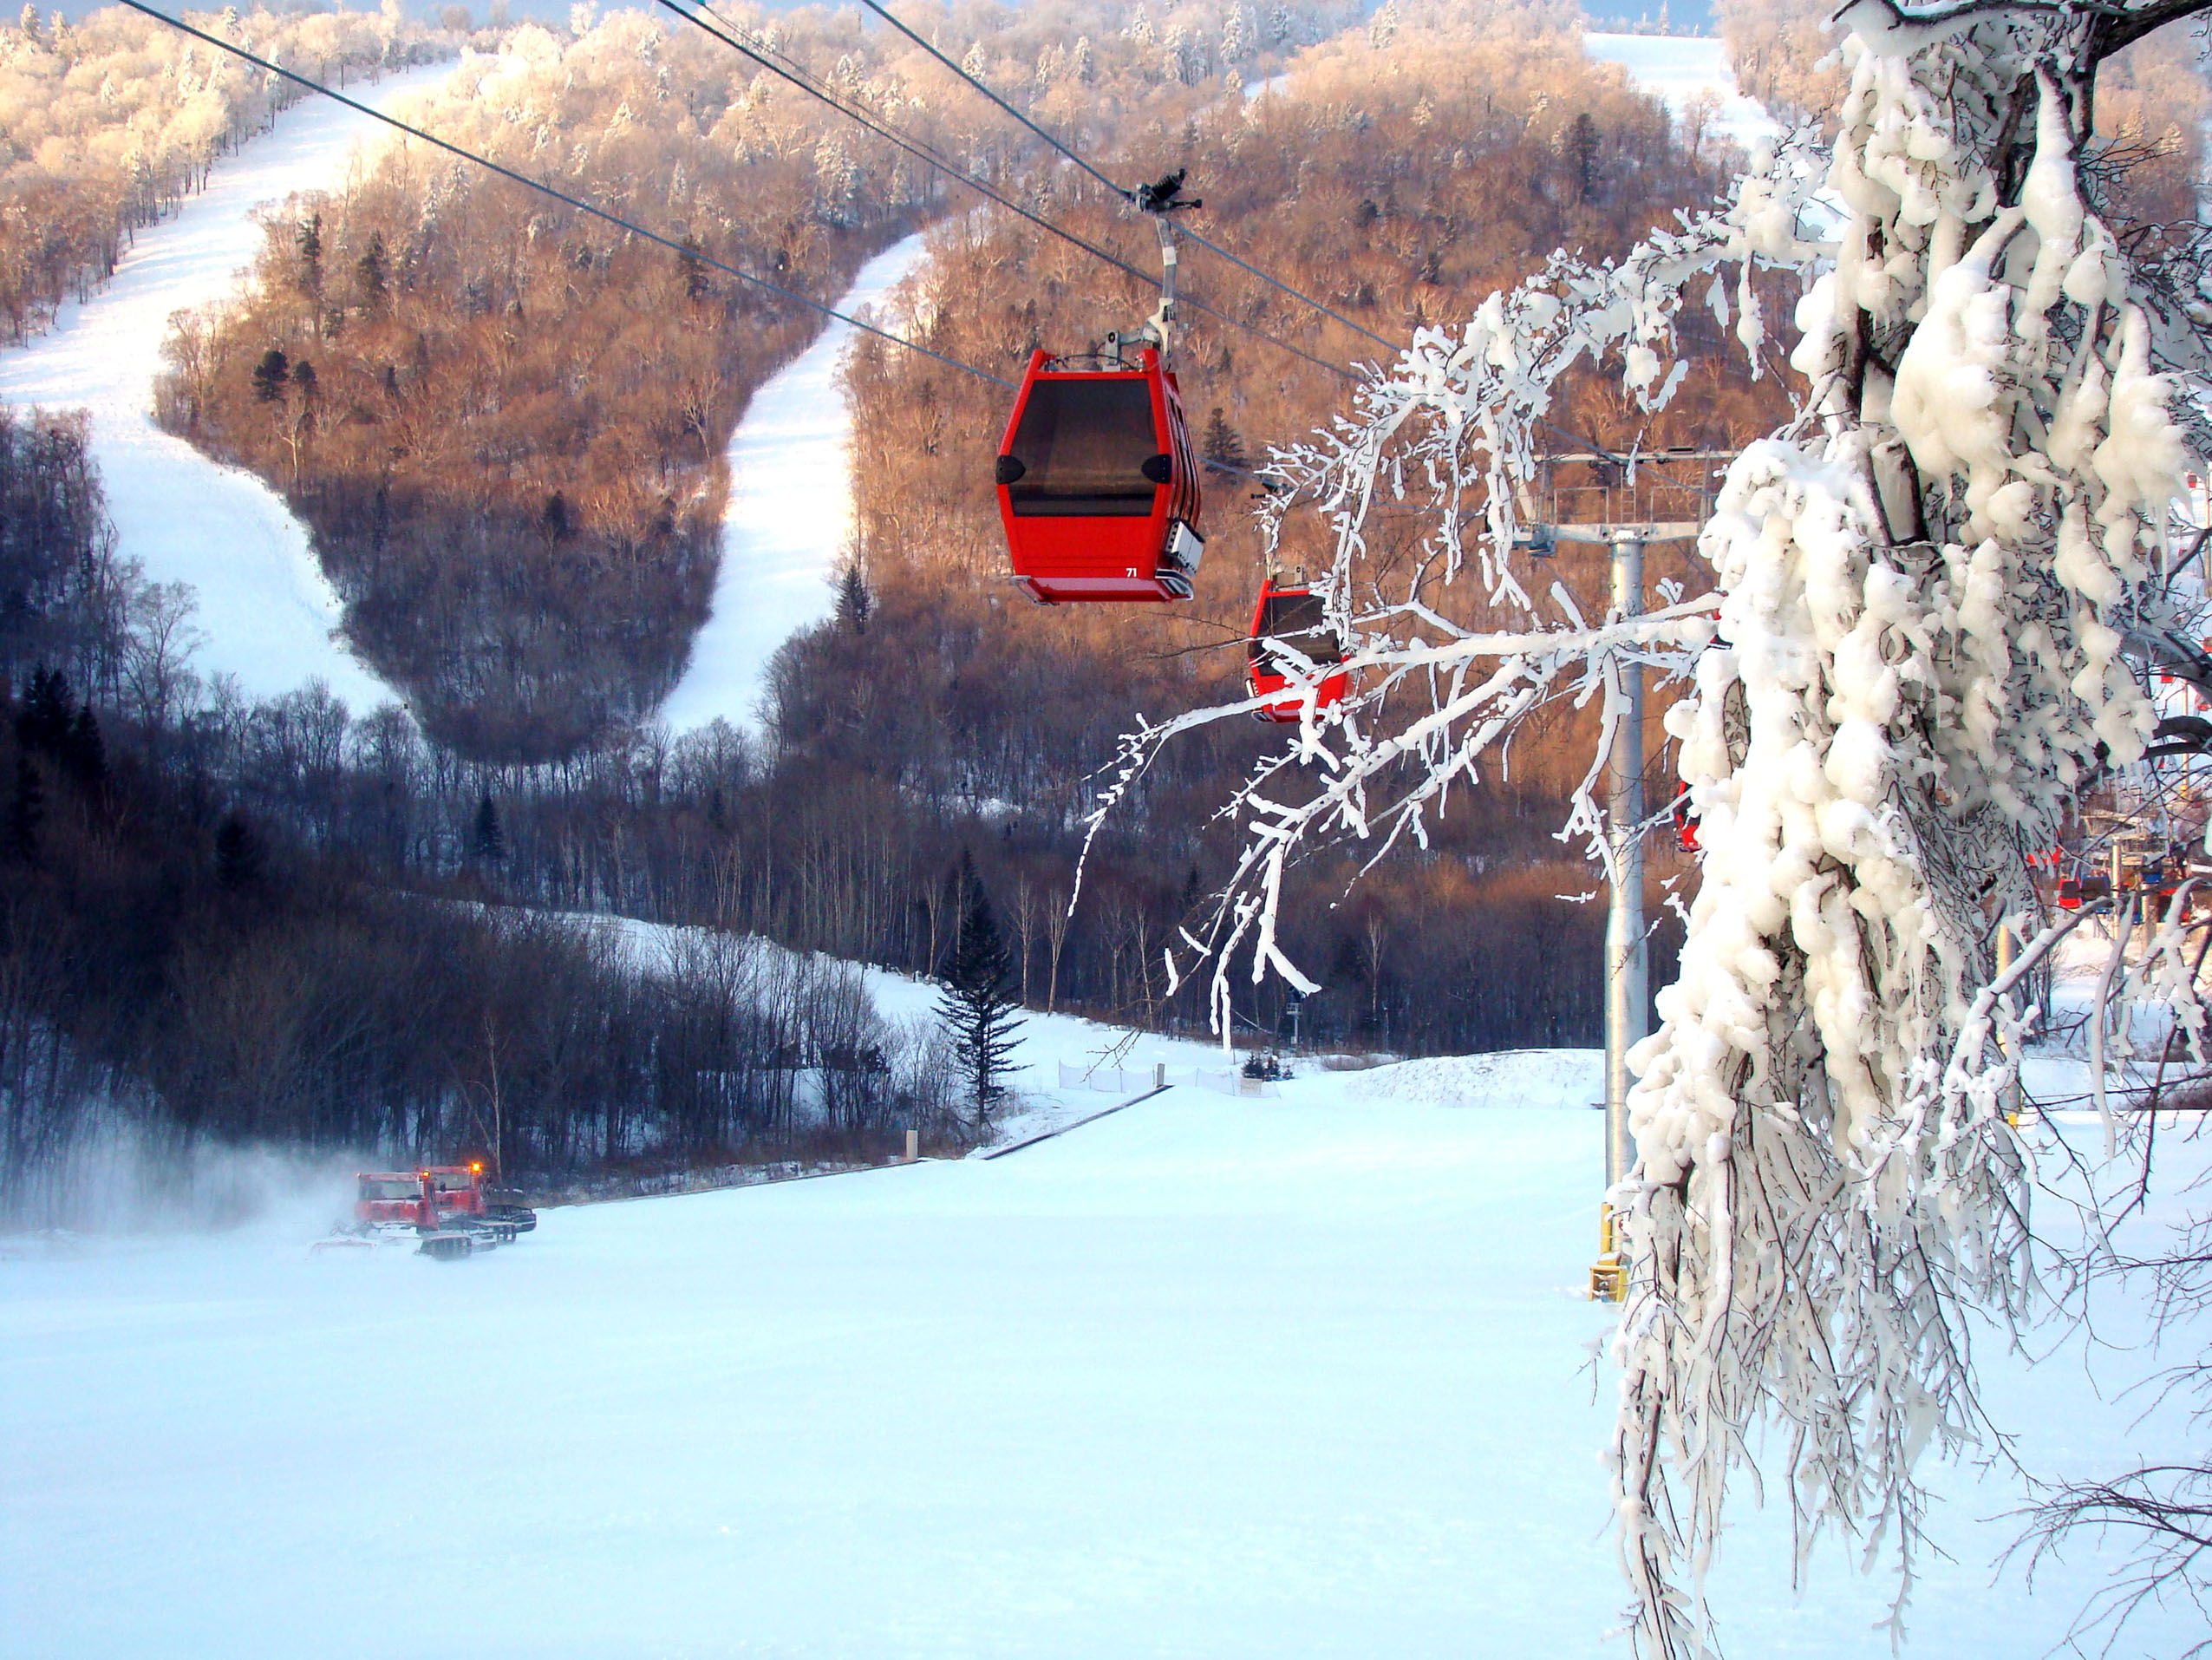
1132 170 1199 363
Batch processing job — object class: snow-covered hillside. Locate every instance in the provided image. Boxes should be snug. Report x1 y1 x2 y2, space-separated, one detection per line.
1 64 928 735
3 1061 2201 1658
661 233 930 733
0 65 456 706
1583 30 1780 148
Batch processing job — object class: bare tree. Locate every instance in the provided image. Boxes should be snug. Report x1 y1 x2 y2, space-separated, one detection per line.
1045 886 1072 1015
119 578 204 737
1013 871 1038 1009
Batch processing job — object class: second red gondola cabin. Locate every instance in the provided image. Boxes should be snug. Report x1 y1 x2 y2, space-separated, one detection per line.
995 348 1203 603
1246 578 1349 722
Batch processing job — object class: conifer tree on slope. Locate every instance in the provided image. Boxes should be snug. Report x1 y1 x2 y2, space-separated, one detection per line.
936 856 1022 1125
473 791 506 864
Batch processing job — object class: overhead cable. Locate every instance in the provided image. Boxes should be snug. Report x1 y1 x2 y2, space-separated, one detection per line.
114 0 1014 389
662 0 1360 383
856 0 1395 358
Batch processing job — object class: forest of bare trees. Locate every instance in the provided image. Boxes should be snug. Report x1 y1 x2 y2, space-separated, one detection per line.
0 2 453 341
0 408 957 1225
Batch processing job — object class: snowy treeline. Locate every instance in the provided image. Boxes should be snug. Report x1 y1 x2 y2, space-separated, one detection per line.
0 1 447 340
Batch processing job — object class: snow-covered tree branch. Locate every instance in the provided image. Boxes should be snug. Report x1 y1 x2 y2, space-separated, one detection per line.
1089 2 2212 1650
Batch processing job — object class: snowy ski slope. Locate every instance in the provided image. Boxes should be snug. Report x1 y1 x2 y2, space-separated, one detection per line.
0 64 457 707
660 233 930 733
1583 31 1782 150
0 70 930 733
3 1060 2203 1658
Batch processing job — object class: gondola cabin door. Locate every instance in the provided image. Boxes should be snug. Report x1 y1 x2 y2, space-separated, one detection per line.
1246 579 1349 722
995 348 1204 603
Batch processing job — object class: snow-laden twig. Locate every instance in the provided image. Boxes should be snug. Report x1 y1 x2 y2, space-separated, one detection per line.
1081 4 2212 1654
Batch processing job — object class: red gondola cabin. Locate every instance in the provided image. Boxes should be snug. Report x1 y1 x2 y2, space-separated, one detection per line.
1671 788 1700 853
995 348 1203 603
1246 578 1348 722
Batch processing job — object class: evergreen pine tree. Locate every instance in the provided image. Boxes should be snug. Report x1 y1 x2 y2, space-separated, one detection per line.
251 347 290 402
1201 407 1247 475
355 232 388 316
1568 112 1601 202
16 665 71 754
473 791 506 863
214 810 262 891
62 706 105 789
297 211 323 298
677 235 710 301
836 559 872 637
5 754 40 864
935 853 1022 1122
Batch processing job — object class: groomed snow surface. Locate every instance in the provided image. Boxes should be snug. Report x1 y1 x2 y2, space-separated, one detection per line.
659 234 930 733
0 64 457 707
5 1022 2204 1657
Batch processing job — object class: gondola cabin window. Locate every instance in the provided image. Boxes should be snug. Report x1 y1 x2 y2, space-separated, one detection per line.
1004 378 1160 517
1248 589 1343 668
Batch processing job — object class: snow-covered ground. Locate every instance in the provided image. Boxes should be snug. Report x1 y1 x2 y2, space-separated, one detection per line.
5 1032 2204 1657
1583 31 1782 149
0 66 457 707
659 234 931 733
609 912 1244 1147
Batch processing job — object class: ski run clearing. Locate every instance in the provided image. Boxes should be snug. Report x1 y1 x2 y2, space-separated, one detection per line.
659 233 931 733
0 62 457 707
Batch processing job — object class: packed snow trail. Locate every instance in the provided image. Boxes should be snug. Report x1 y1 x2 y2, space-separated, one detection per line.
0 64 456 707
1582 31 1781 149
3 1080 2201 1659
659 233 930 733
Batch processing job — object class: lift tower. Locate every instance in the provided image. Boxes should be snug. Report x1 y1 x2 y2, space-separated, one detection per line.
1511 447 1732 1302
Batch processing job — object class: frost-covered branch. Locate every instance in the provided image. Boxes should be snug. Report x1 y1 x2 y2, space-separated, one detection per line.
1091 1 2212 1653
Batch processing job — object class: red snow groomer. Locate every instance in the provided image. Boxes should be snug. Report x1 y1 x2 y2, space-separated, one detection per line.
344 1165 535 1259
354 1169 437 1230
